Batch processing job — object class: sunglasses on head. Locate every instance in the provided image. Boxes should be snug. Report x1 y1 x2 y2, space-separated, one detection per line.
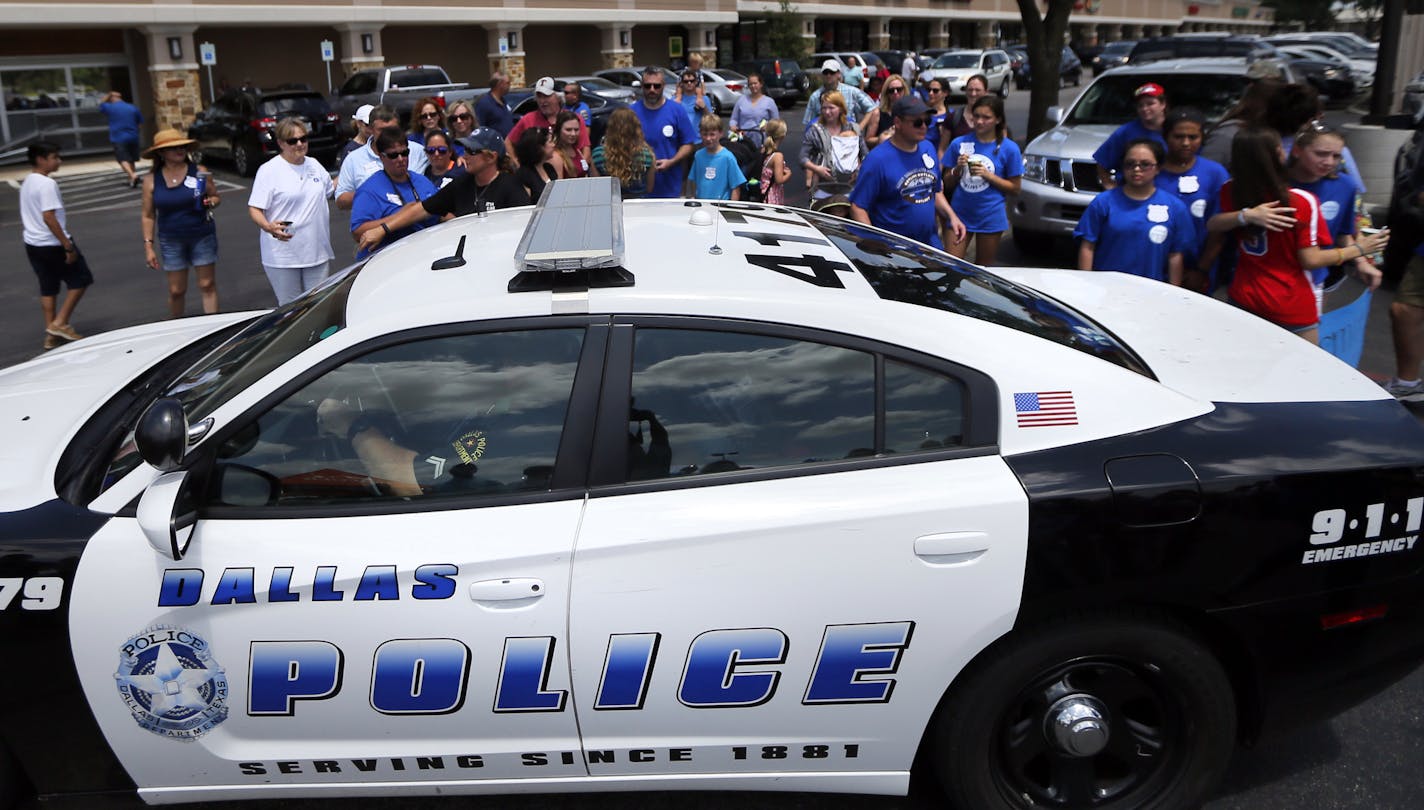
382 148 410 160
282 135 308 145
425 145 449 155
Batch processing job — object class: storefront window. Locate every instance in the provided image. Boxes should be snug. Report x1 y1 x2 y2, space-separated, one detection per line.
1 61 131 155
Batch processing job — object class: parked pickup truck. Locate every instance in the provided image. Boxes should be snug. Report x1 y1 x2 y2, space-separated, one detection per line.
330 64 484 126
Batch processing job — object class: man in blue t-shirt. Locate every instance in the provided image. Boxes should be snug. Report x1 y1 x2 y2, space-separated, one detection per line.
475 72 515 137
849 96 965 249
98 90 143 188
1093 82 1168 190
563 82 592 127
631 67 698 199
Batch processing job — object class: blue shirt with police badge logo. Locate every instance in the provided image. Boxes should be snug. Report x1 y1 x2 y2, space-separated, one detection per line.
849 140 945 248
1073 186 1194 282
1154 155 1229 271
944 134 1023 234
1294 173 1360 285
1092 119 1167 182
633 99 700 199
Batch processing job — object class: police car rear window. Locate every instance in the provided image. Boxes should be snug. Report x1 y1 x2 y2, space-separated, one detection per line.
804 215 1152 378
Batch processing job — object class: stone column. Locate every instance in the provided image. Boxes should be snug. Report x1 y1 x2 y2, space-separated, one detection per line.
1125 25 1144 39
870 17 891 51
929 20 951 50
141 26 201 132
487 25 527 88
688 25 718 67
1073 24 1098 47
1100 24 1119 43
976 21 997 49
600 24 635 69
334 24 385 75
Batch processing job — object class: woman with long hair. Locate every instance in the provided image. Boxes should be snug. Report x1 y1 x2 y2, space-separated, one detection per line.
592 108 656 199
861 74 910 149
1202 127 1388 343
1156 107 1229 292
799 91 864 212
944 95 1021 265
729 72 778 150
922 77 951 150
553 110 589 178
141 128 221 317
513 126 559 201
407 97 446 144
1287 125 1382 296
1199 79 1282 166
944 74 991 142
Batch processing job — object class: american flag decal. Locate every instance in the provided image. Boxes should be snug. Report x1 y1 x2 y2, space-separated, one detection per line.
1014 391 1078 427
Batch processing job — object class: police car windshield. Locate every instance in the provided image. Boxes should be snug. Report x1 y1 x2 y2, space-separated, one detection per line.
162 266 359 423
804 215 1152 378
1067 73 1249 125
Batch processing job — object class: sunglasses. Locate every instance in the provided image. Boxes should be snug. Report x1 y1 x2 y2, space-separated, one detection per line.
682 78 697 84
642 83 663 90
886 86 905 95
418 111 442 119
1124 161 1157 171
902 117 930 127
450 113 473 122
282 135 309 145
382 149 411 160
927 87 945 94
425 145 449 155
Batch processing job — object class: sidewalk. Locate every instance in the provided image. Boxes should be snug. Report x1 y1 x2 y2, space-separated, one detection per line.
0 154 131 184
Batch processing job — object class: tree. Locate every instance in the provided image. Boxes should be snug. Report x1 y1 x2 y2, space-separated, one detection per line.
1260 0 1338 28
767 0 808 61
1016 0 1075 142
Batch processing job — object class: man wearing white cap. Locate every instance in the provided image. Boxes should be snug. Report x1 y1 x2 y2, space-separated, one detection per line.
335 104 429 210
507 77 589 167
336 104 374 169
803 60 875 131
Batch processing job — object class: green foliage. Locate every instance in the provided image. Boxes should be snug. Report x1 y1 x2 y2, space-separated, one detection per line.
1261 0 1339 29
767 0 808 61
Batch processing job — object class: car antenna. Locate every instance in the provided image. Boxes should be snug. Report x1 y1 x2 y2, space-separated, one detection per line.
431 234 467 271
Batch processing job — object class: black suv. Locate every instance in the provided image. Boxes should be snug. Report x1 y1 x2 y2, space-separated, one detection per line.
1127 35 1282 65
726 58 809 105
189 86 342 176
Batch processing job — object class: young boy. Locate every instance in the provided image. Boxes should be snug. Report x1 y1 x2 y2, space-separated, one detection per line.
19 141 91 350
686 114 746 201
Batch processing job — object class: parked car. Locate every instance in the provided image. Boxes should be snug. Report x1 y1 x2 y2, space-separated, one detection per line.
1090 40 1136 75
1004 45 1028 79
8 177 1424 810
555 76 636 105
1274 51 1358 103
1265 32 1377 61
594 66 678 102
189 86 341 177
918 49 1014 97
1015 46 1083 90
506 88 627 147
1127 35 1282 65
727 57 810 104
329 64 482 128
1010 58 1295 253
809 52 882 85
1267 40 1375 91
873 50 915 77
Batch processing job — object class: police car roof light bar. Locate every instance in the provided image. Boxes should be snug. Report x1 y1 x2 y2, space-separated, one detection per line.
510 176 633 293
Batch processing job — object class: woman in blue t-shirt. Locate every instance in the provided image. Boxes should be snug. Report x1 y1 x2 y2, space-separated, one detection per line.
943 96 1021 266
1073 138 1193 285
1155 107 1229 292
1287 125 1381 296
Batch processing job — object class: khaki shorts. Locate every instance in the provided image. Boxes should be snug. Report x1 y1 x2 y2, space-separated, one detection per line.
1396 254 1424 309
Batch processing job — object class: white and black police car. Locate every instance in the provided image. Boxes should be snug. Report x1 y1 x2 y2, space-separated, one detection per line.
2 178 1422 810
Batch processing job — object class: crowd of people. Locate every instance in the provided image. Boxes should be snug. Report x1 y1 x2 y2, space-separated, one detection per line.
20 59 1421 397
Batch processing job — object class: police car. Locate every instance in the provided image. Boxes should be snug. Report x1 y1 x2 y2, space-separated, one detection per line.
3 178 1423 810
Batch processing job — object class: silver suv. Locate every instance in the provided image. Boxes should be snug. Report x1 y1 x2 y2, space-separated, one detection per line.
1009 58 1292 253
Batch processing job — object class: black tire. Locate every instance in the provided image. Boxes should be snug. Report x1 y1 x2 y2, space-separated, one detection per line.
0 740 24 809
999 77 1010 98
933 614 1235 810
233 140 254 177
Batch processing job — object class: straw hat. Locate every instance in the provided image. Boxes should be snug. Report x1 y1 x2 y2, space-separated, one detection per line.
143 128 198 158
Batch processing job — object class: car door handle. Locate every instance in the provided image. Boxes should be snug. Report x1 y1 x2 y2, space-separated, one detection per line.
914 532 989 566
469 577 546 603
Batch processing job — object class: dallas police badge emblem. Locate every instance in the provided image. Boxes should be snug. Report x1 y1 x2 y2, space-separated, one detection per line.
453 429 487 465
1147 204 1170 223
114 625 229 741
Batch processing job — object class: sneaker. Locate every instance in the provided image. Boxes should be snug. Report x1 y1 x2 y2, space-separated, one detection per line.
45 323 82 341
130 176 140 189
42 334 62 350
1381 377 1424 403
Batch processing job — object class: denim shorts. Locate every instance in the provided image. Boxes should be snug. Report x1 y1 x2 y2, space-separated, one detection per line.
158 232 219 271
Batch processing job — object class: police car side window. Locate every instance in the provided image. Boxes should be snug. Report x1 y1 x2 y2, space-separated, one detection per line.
628 329 875 479
210 329 583 506
884 359 967 452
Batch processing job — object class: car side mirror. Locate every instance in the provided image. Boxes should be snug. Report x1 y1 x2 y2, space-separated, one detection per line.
135 397 188 472
137 470 198 560
1048 106 1064 125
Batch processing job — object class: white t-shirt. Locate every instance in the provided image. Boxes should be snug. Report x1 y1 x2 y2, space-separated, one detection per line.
20 172 66 247
249 155 336 268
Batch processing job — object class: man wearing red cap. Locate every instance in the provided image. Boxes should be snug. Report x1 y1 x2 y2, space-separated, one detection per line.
1094 82 1168 190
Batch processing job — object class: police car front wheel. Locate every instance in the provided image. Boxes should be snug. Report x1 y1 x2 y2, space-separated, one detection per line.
933 614 1236 810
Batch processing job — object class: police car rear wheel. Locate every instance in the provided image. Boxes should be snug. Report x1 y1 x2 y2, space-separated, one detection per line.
933 615 1235 810
0 741 23 808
